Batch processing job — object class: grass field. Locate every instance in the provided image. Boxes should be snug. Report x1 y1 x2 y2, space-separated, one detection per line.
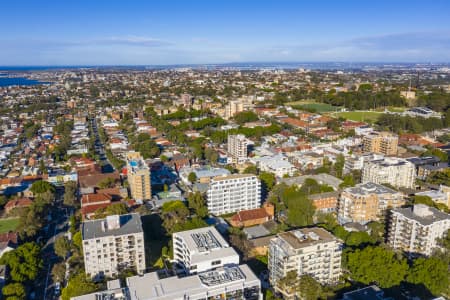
0 218 20 234
286 100 342 113
331 111 385 123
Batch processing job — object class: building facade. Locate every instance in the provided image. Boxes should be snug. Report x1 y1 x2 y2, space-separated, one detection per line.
227 134 251 164
207 174 261 215
362 131 398 156
268 227 342 295
338 182 405 224
173 227 240 275
387 204 450 256
82 214 146 279
362 157 416 189
126 151 151 202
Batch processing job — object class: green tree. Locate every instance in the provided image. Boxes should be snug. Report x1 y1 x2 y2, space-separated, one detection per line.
407 257 449 296
30 180 55 195
2 283 26 300
52 262 66 282
72 231 82 252
334 154 345 179
346 246 408 288
93 203 128 219
64 181 78 207
367 221 385 244
259 172 276 192
233 111 259 125
298 275 326 300
340 174 355 188
243 165 258 175
0 242 43 282
204 147 219 164
188 172 197 184
55 236 71 258
97 177 116 189
345 231 373 247
61 272 98 300
187 192 208 218
161 201 190 233
282 186 315 227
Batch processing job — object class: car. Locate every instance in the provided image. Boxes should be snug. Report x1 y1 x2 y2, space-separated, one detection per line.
54 282 61 296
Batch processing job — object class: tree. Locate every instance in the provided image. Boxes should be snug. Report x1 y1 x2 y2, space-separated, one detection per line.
55 236 71 259
97 177 116 189
188 172 197 184
64 181 78 207
334 154 345 179
52 262 66 282
259 172 276 192
2 283 26 300
229 230 252 260
298 275 326 300
161 201 190 233
0 242 43 282
233 111 259 125
340 174 355 188
93 203 128 219
61 272 98 300
30 180 55 195
204 148 219 164
345 231 373 247
346 246 408 288
243 165 258 175
281 186 315 227
187 192 208 218
407 257 449 296
277 271 300 297
367 221 385 244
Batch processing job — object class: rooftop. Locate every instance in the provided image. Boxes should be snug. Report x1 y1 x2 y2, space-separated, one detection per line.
82 213 143 240
344 182 398 195
276 227 340 250
392 204 450 226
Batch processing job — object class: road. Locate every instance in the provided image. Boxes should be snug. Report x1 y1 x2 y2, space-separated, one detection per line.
90 117 115 173
33 188 70 300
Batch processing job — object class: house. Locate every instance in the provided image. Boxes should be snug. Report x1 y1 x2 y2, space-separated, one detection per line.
229 203 275 227
0 231 18 257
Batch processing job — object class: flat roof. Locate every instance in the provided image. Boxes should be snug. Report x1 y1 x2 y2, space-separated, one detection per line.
82 213 143 240
276 227 339 250
392 205 450 226
344 182 398 196
127 264 259 300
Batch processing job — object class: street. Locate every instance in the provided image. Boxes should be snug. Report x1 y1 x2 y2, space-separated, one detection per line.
33 188 70 300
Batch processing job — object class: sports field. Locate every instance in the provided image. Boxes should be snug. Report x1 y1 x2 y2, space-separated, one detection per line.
331 111 385 123
287 100 342 112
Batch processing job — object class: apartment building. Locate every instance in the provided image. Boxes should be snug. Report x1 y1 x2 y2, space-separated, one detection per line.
362 131 398 155
126 151 151 202
227 134 251 164
82 213 146 279
126 264 262 300
73 264 262 300
173 226 240 274
207 174 261 215
225 100 245 119
387 204 450 256
362 157 416 189
338 182 405 224
268 227 342 297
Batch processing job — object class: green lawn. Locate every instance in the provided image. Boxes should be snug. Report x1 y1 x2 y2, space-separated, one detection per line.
332 111 385 123
287 100 342 113
0 218 20 234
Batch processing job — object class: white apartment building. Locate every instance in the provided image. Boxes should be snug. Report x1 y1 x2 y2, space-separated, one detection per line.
207 174 261 215
388 204 450 256
82 214 146 279
227 134 251 164
73 265 262 300
127 264 262 300
173 227 240 274
362 157 416 189
268 227 343 291
251 154 296 178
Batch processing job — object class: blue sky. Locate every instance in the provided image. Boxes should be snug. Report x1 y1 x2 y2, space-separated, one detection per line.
1 0 450 65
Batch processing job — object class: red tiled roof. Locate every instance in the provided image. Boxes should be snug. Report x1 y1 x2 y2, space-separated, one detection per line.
81 193 112 206
231 208 269 223
5 198 33 210
0 231 18 244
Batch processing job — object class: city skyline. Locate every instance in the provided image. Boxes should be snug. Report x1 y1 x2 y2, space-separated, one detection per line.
1 0 450 65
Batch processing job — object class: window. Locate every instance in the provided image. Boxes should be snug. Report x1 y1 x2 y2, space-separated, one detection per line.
212 260 221 266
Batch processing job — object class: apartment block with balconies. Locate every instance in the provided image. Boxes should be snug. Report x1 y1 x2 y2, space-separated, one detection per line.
387 204 450 256
82 213 146 279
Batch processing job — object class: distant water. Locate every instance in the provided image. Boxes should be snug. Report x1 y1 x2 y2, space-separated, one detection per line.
0 76 49 87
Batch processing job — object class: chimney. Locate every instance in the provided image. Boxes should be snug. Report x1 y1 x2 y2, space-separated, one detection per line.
263 202 275 219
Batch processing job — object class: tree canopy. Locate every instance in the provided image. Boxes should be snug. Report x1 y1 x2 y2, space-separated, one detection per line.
0 242 43 282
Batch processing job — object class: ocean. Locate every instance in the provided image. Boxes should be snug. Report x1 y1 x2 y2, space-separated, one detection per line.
0 76 49 87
